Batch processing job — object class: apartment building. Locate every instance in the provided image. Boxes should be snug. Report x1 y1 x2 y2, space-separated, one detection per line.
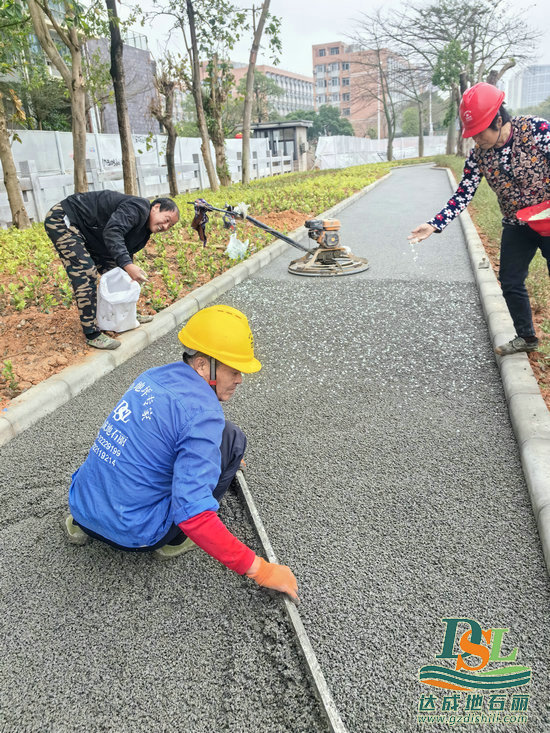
505 65 550 110
230 64 315 116
312 41 384 137
85 33 161 135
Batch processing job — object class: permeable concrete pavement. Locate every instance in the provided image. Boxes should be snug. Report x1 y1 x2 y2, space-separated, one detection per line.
1 165 549 732
225 165 550 732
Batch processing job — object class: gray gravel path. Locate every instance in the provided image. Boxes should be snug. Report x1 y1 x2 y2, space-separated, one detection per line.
1 165 549 732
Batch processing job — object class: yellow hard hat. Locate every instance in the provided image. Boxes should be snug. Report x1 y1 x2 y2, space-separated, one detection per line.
178 305 262 373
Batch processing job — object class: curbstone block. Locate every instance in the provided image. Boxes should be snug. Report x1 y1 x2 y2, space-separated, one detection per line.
479 295 509 318
537 504 550 572
487 310 517 339
499 356 544 400
164 298 199 324
109 328 150 366
140 310 178 340
508 392 550 446
521 438 550 518
3 380 70 435
0 416 15 447
189 282 221 309
49 351 116 397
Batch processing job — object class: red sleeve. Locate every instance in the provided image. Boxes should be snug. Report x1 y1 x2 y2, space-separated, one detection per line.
179 511 255 575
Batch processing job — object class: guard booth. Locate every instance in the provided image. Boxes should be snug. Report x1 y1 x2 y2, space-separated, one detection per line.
251 120 312 172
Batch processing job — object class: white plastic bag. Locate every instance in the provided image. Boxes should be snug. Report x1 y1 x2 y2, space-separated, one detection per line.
97 267 141 333
225 233 249 260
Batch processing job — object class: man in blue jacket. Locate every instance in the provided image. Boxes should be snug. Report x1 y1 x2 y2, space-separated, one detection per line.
44 191 180 350
64 305 299 602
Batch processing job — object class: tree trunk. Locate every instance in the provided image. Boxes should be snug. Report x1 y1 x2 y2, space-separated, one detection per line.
186 0 218 192
417 103 424 158
456 74 468 157
242 0 270 184
71 55 88 192
166 121 178 197
106 0 137 195
27 0 88 192
0 92 31 229
209 55 231 186
446 99 456 155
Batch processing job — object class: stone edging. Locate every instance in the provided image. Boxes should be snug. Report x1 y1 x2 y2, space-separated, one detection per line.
445 167 550 573
0 172 391 449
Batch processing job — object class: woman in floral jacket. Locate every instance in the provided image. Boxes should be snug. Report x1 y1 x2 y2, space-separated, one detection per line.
410 82 550 356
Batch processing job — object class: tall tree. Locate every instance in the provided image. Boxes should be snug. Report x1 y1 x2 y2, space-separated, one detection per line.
203 53 234 186
238 71 283 124
241 0 270 184
151 53 185 196
372 0 540 154
347 13 402 160
27 0 94 191
105 0 137 194
0 0 31 228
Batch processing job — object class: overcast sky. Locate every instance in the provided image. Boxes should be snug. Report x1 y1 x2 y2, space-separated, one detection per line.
124 0 550 80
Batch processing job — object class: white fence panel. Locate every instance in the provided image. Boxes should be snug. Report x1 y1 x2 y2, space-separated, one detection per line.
0 131 296 226
314 134 448 169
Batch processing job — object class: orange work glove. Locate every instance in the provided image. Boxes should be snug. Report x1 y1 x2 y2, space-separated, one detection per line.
246 557 299 602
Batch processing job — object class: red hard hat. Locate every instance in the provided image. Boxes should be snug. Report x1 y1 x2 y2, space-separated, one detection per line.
459 82 505 138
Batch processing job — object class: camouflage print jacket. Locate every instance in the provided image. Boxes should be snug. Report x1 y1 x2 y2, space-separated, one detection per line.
429 116 550 231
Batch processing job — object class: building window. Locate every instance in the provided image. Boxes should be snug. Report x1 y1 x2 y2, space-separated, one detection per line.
342 62 350 70
318 48 326 57
331 78 339 86
330 62 340 71
342 92 350 101
342 77 350 86
343 107 351 116
317 94 326 104
331 93 339 101
315 64 325 74
316 80 326 88
330 47 339 55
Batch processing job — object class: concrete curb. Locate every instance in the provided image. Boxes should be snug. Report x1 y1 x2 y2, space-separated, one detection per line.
446 167 550 573
0 172 390 449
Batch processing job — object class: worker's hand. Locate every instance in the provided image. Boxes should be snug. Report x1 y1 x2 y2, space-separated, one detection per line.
124 263 148 283
408 223 437 244
246 556 300 602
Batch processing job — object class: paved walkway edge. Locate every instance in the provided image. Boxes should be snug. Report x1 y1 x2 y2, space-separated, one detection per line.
445 167 550 574
0 172 390 449
235 470 348 733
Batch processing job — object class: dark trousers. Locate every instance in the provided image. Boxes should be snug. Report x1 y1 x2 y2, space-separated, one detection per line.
44 203 116 336
75 420 246 551
500 224 550 338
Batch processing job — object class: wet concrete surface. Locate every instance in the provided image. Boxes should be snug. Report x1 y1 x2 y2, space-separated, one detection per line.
1 166 549 732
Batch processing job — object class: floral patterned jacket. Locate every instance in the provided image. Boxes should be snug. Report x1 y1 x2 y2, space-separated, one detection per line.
428 116 550 231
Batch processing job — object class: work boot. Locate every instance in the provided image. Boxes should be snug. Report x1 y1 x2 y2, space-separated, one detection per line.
137 313 154 324
154 537 198 560
86 333 121 350
495 337 538 356
64 514 89 546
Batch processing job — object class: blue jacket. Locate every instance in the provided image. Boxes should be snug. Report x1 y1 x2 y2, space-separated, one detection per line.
69 362 225 547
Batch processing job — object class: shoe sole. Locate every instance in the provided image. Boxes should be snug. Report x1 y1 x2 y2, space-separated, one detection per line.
154 539 198 560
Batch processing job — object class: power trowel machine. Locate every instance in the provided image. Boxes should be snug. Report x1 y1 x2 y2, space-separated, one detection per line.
189 199 369 277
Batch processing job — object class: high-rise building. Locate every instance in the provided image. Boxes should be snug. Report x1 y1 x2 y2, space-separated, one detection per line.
228 64 315 116
312 41 390 137
505 65 550 110
85 33 161 135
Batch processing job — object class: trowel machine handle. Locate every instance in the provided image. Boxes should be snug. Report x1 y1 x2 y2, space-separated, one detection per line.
187 200 312 254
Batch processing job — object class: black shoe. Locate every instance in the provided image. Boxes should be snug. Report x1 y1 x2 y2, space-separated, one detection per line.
495 337 538 356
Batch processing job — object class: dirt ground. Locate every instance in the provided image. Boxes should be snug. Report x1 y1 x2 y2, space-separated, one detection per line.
1 209 548 412
0 210 309 410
